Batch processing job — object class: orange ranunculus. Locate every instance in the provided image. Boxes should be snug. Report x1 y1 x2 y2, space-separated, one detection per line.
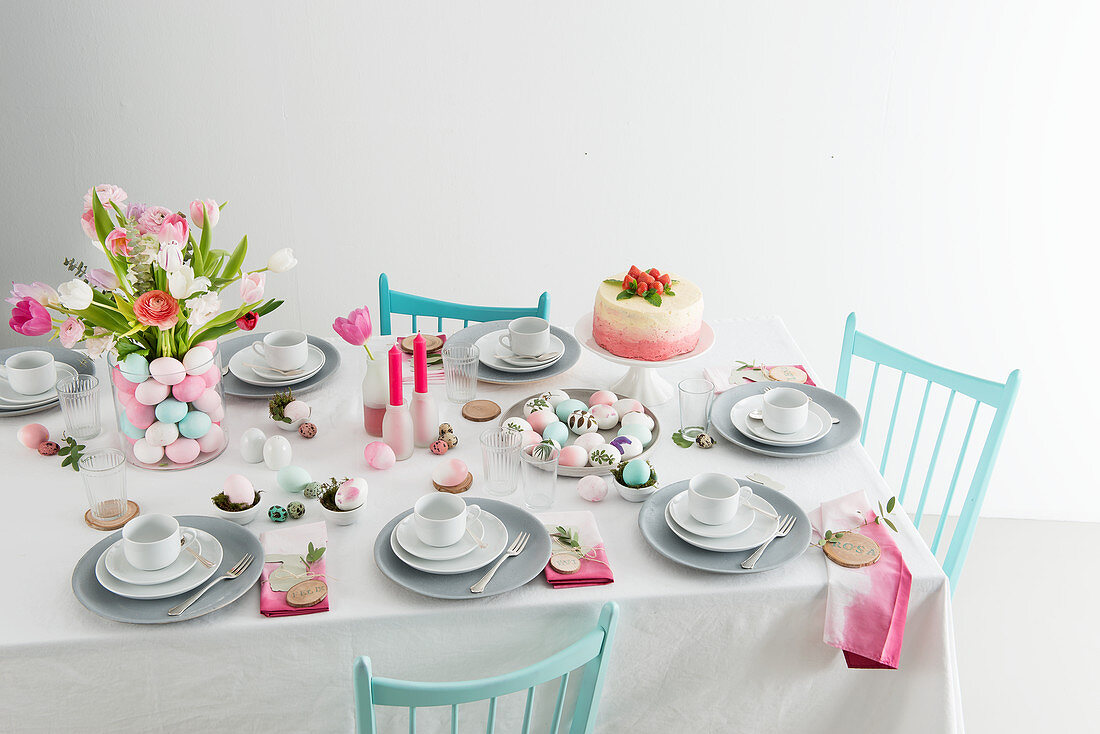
133 290 179 331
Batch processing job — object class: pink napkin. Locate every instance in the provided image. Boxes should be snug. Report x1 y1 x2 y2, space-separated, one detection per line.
259 521 330 617
809 491 911 669
703 364 817 393
539 511 614 589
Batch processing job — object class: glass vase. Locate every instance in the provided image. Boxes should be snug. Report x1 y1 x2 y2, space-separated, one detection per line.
362 347 389 437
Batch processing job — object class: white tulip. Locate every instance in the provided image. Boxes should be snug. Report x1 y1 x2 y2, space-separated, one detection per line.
58 279 93 311
157 242 185 273
185 292 221 329
267 248 297 273
168 266 211 300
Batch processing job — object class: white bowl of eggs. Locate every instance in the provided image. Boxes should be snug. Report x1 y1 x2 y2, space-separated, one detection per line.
212 473 264 525
320 477 367 526
610 459 660 502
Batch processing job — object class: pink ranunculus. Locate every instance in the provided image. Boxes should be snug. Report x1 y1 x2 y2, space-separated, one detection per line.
136 206 172 235
81 209 97 240
239 272 265 303
7 282 59 306
58 316 85 348
83 184 128 213
333 306 373 347
105 228 133 257
87 268 120 291
133 290 179 330
9 298 52 336
189 199 220 229
158 213 189 245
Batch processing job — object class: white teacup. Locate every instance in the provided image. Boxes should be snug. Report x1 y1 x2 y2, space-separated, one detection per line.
252 330 308 371
412 494 482 548
122 514 197 571
761 387 810 434
1 350 56 395
688 473 754 526
498 317 550 357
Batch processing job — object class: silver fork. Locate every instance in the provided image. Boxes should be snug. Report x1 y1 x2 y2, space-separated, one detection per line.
168 553 254 616
470 532 529 594
741 515 795 569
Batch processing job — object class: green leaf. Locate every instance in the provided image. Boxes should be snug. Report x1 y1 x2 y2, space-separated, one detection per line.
115 339 148 358
221 235 248 279
886 496 896 513
670 430 694 448
824 530 833 539
603 279 623 285
883 518 898 533
643 291 662 307
90 187 115 244
663 288 676 297
615 290 634 301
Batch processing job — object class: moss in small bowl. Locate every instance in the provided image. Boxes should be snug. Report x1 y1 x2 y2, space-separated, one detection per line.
319 477 351 512
268 388 295 424
211 490 262 512
610 460 658 489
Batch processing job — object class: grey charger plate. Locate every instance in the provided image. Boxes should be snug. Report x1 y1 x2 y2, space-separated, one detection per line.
711 382 862 458
0 344 96 417
448 321 581 385
219 332 341 398
639 480 812 574
374 499 551 599
72 515 263 624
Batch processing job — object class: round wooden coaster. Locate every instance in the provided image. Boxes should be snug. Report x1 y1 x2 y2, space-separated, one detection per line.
462 400 501 422
286 578 328 608
767 365 809 383
399 334 445 354
823 532 881 568
84 500 140 531
549 553 581 574
433 472 474 494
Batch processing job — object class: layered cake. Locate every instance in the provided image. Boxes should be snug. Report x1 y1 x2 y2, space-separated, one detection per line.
592 266 704 361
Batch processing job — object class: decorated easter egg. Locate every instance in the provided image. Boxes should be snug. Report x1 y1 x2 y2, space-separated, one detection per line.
145 420 180 447
558 445 589 467
523 397 554 416
192 387 222 414
284 400 311 422
577 475 608 502
269 506 289 522
277 465 312 493
526 410 559 434
430 439 449 455
134 379 170 406
119 354 150 384
617 423 652 447
364 441 396 470
111 366 137 395
132 438 163 464
172 375 206 403
588 390 617 407
287 501 306 519
431 458 468 487
539 389 570 407
149 357 186 386
542 421 570 447
262 434 292 470
539 437 562 452
620 411 655 432
200 364 221 388
612 398 643 418
566 410 599 435
165 437 201 464
17 423 49 449
610 434 643 459
240 427 267 463
621 459 652 487
182 346 214 376
298 422 317 438
37 441 60 456
178 410 212 439
588 443 622 467
439 423 453 435
572 432 605 453
443 432 458 448
520 430 543 448
589 404 619 430
196 423 226 453
119 413 146 440
554 398 587 422
502 416 532 434
154 398 188 424
303 482 323 499
336 477 368 510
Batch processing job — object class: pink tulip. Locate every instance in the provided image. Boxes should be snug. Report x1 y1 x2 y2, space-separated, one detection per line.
189 199 220 229
158 213 189 245
333 306 374 358
9 298 52 336
87 268 120 291
239 272 265 303
58 316 85 348
7 282 58 306
105 228 133 257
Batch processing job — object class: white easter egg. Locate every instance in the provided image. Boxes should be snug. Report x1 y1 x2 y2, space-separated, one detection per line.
132 438 164 464
571 432 605 453
502 416 532 434
588 443 622 467
262 435 292 470
149 357 187 386
620 411 655 432
240 427 266 463
538 389 570 407
589 404 619 430
145 420 179 448
196 423 226 453
523 397 554 417
336 477 368 510
284 400 311 422
610 435 643 459
134 379 170 406
588 390 617 407
612 398 644 418
617 424 652 447
222 473 255 505
538 438 562 452
182 346 215 376
566 410 599 435
577 475 608 502
192 387 222 414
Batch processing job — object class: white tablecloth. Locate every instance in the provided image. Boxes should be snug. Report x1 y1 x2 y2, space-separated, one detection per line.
0 317 963 733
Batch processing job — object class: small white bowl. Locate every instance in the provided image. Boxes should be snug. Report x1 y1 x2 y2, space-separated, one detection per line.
211 501 262 525
613 477 660 503
274 407 311 431
321 503 362 526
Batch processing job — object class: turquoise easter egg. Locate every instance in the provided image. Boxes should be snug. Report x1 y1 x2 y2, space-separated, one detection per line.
268 506 289 522
621 459 651 487
119 413 145 440
120 354 150 384
542 420 570 446
154 398 188 424
178 410 212 439
618 424 653 447
555 399 587 422
277 465 312 493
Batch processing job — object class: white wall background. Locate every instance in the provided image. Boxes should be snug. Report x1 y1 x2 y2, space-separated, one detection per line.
1 1 1096 520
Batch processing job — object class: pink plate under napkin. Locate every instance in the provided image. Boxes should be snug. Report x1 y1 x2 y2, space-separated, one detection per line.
703 364 817 393
260 520 329 617
809 490 911 669
539 511 614 589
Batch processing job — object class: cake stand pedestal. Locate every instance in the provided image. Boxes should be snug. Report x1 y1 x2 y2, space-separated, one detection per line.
573 314 715 405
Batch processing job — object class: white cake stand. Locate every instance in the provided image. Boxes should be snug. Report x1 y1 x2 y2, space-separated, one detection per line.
573 313 715 405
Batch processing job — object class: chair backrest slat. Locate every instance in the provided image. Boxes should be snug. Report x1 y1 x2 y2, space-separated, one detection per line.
931 401 981 554
451 704 458 734
914 389 956 527
408 706 416 734
520 687 535 734
378 273 550 336
550 672 570 734
879 372 908 474
485 697 497 734
860 362 880 445
898 380 933 503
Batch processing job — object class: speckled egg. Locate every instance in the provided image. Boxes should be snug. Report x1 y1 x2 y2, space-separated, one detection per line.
566 410 599 435
610 434 643 459
612 398 644 419
145 420 180 447
588 390 617 407
17 423 49 449
134 379 170 406
284 400 311 422
165 437 201 464
523 397 553 416
588 443 622 467
526 410 559 434
364 441 396 470
430 439 449 455
119 413 146 440
182 346 214 375
298 422 317 439
277 465 312 493
558 445 589 467
578 475 608 502
438 423 453 435
154 398 188 424
617 423 652 447
192 387 222 414
119 354 150 384
336 477 368 510
149 357 187 386
442 432 458 449
262 435 292 470
502 416 532 434
621 459 652 487
695 432 716 449
126 402 156 430
171 375 206 403
520 430 543 448
541 421 570 447
287 501 306 519
303 482 324 499
554 398 587 422
37 440 60 456
223 474 255 505
133 438 163 464
589 404 619 430
240 427 266 463
571 432 605 453
539 389 570 407
196 423 226 453
620 411 655 432
431 459 468 488
268 506 289 522
178 410 212 439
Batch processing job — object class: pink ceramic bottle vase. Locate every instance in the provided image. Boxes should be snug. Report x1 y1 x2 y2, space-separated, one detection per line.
381 344 414 460
410 333 439 447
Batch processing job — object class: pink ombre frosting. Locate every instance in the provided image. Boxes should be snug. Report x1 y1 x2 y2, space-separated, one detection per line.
592 275 703 361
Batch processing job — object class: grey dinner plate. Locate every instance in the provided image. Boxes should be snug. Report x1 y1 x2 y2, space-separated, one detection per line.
639 480 812 574
374 498 552 600
711 382 862 458
448 321 581 385
219 332 342 398
71 515 263 624
0 345 96 418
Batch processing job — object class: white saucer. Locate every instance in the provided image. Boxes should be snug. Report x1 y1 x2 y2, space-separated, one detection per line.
390 510 508 574
95 528 223 599
394 514 486 561
475 331 565 373
228 344 325 387
667 491 755 539
664 495 780 552
731 395 832 447
0 363 77 405
102 532 199 585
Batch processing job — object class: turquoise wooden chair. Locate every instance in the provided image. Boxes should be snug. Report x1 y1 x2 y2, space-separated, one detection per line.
836 313 1020 592
378 273 550 336
353 602 618 734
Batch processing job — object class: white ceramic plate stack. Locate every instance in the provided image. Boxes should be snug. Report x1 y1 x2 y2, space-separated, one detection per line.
728 394 833 448
663 489 781 552
474 330 567 374
389 510 510 575
227 344 326 388
93 526 224 600
0 345 96 417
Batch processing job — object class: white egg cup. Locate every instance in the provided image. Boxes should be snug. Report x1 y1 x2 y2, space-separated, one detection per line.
211 499 263 525
613 475 660 503
274 405 311 431
321 503 362 526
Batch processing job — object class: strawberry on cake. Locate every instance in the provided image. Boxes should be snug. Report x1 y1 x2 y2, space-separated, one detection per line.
592 266 704 361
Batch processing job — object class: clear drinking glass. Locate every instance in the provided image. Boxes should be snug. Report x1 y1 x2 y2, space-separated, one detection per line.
480 428 521 496
79 448 128 522
520 443 559 511
57 374 101 440
442 344 479 403
678 378 715 439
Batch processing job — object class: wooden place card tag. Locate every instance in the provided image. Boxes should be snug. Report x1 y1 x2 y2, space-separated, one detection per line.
462 400 501 422
823 533 881 568
399 334 445 354
549 553 581 574
286 578 328 608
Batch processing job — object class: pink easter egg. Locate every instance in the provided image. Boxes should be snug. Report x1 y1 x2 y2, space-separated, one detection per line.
18 423 49 449
196 423 226 453
181 345 214 376
111 367 137 395
200 364 221 388
222 473 255 505
192 387 222 414
149 357 187 386
611 398 643 418
126 402 156 430
198 340 218 352
117 390 138 411
431 458 468 487
519 430 543 448
588 390 617 407
559 445 589 467
572 432 605 453
527 411 559 434
132 438 163 464
165 437 201 464
207 403 225 423
363 441 396 470
336 477 368 510
577 475 608 502
172 375 206 403
134 379 170 406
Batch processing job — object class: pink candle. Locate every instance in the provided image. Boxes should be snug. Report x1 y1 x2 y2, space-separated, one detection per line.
388 344 403 406
413 332 428 394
